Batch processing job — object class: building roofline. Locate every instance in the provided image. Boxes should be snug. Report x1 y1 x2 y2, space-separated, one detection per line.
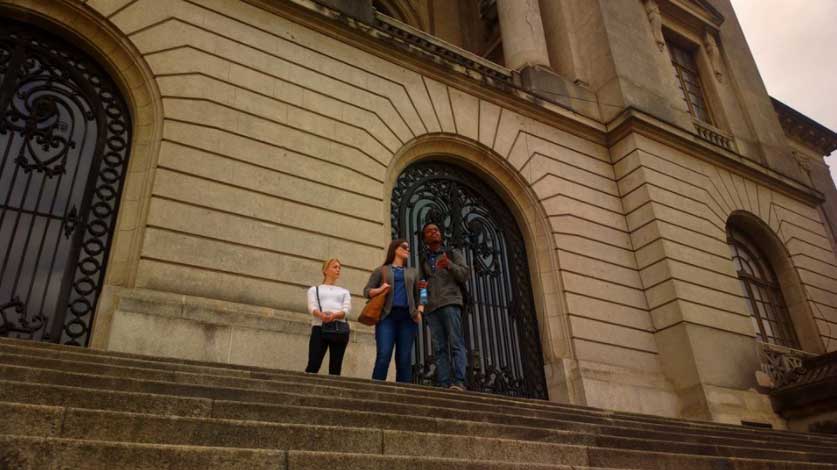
772 97 837 156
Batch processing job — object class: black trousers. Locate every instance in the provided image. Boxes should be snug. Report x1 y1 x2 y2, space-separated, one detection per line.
305 325 350 375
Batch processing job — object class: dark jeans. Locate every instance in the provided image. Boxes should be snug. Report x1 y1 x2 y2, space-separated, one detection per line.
305 325 349 375
372 306 417 382
427 304 466 387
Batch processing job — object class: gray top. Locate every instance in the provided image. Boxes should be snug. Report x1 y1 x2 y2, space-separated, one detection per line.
363 264 420 320
420 248 469 312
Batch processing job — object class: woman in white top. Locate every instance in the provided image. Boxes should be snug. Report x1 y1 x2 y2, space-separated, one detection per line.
305 258 351 375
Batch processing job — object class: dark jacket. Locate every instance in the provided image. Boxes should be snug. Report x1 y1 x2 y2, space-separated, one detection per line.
363 264 421 320
420 248 469 312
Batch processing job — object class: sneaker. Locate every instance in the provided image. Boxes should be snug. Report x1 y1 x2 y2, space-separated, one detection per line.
448 384 466 392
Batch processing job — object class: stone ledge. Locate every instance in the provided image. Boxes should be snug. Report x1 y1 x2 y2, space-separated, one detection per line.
102 288 379 378
111 287 374 338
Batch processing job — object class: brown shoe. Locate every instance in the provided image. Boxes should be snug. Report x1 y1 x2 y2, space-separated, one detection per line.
448 384 466 392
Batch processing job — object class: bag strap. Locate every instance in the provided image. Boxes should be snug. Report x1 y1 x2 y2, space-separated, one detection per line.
315 285 323 313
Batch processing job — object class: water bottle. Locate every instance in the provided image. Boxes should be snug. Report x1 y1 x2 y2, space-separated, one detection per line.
420 282 428 305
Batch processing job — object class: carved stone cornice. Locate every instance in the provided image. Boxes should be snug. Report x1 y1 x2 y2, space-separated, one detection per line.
249 0 607 144
660 0 725 33
608 108 825 206
772 98 837 157
256 0 822 207
374 13 513 85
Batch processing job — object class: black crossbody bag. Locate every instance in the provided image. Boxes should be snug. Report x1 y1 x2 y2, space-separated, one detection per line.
316 286 350 338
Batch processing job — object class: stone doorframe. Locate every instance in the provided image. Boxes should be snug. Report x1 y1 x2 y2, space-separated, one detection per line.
0 0 164 348
383 133 579 403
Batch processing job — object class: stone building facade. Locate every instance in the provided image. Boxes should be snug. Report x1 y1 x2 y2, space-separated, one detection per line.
2 0 836 429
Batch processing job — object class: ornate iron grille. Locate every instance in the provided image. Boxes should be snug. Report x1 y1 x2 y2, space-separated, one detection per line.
0 20 131 345
391 161 548 399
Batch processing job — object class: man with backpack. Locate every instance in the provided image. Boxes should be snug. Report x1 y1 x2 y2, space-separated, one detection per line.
420 222 470 391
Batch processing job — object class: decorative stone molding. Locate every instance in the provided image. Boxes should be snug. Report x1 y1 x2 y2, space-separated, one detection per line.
756 341 815 389
791 150 812 172
769 349 837 432
693 120 734 151
374 13 513 85
703 30 724 83
661 0 725 32
644 0 666 52
772 97 837 156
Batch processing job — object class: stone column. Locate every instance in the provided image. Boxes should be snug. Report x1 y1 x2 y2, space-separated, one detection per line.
497 0 550 70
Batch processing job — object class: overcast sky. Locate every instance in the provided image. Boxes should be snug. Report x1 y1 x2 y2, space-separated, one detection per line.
729 0 837 181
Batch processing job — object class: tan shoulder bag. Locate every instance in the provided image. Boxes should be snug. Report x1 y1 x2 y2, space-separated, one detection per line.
358 266 387 326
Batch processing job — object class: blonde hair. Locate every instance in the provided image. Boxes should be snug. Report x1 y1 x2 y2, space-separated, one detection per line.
321 258 342 282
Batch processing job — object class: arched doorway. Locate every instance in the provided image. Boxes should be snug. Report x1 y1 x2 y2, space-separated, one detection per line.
0 19 132 346
391 160 548 399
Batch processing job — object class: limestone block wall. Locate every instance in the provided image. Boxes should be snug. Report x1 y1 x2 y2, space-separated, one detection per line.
58 0 682 409
12 0 836 423
612 132 837 423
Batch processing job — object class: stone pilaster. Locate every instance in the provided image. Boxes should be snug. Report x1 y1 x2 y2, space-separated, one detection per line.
496 0 550 70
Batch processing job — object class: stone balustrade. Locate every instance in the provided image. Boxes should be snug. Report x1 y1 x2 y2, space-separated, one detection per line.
694 120 735 151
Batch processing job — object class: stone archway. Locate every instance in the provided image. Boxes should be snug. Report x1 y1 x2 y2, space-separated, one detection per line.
0 0 163 347
0 18 132 345
385 134 576 402
392 159 548 398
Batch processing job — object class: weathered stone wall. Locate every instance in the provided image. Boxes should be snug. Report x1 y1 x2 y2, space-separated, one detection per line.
4 0 836 425
612 130 837 424
69 0 671 410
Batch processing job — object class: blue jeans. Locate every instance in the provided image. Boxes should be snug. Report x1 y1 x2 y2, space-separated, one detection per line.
427 304 466 387
372 306 417 383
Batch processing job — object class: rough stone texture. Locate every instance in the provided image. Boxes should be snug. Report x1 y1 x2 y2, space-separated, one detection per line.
0 435 285 470
2 0 836 429
0 402 64 438
3 338 837 469
103 289 382 379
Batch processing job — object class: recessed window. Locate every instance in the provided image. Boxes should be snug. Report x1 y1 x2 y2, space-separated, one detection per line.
728 226 799 349
668 42 713 124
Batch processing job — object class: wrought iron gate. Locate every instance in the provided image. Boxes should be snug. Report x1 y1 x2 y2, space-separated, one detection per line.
391 161 548 399
0 20 131 345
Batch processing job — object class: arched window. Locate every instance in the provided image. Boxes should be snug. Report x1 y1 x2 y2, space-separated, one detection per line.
728 226 800 348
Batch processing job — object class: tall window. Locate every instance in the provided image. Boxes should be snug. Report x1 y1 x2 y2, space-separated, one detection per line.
668 42 713 124
728 227 800 348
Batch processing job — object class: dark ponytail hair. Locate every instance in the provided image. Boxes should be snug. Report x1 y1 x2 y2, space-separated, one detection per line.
383 239 408 266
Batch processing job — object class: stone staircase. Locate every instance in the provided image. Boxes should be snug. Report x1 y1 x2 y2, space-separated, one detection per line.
1 336 836 469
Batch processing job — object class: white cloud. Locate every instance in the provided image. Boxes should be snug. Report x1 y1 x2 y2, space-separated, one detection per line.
730 0 837 182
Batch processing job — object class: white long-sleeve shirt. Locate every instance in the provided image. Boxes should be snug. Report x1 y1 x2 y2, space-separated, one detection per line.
307 284 351 326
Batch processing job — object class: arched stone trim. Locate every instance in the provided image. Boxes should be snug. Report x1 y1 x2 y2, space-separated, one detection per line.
385 133 577 401
0 0 164 347
727 211 825 354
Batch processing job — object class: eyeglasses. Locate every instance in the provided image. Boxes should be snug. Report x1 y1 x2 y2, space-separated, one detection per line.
399 244 410 250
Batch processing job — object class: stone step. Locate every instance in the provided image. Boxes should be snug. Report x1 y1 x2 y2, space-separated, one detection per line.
3 336 833 448
0 340 621 419
3 402 832 469
1 347 834 453
0 435 601 470
5 378 834 463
